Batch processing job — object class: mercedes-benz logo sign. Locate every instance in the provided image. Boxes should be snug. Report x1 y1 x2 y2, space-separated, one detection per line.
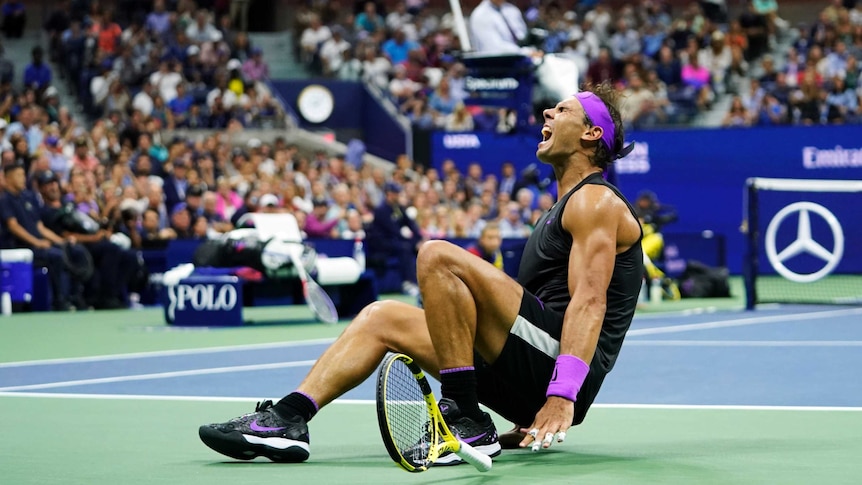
765 202 844 283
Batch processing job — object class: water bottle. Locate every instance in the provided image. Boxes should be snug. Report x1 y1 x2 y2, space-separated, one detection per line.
650 278 662 304
353 237 366 272
1 292 11 316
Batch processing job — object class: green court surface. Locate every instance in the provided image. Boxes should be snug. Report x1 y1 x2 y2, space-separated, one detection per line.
1 397 860 484
3 288 862 484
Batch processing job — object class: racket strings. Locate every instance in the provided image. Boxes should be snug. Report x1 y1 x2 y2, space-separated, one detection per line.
384 360 434 467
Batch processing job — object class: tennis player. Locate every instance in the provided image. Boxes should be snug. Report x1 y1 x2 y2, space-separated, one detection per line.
199 83 644 464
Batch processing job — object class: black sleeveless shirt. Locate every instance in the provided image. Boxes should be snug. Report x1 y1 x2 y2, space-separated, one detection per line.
517 172 643 377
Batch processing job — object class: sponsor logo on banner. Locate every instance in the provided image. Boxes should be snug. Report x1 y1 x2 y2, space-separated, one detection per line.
465 77 519 91
442 134 481 149
167 283 238 321
615 141 650 174
802 146 862 169
764 202 844 283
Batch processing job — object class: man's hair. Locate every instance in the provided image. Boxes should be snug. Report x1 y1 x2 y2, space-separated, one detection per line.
480 222 500 237
581 82 625 170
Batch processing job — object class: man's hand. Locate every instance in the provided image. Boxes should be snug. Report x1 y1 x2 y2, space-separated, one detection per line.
34 239 52 249
519 396 574 451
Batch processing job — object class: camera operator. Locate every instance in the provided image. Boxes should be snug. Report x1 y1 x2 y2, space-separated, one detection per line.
634 190 678 298
36 170 133 309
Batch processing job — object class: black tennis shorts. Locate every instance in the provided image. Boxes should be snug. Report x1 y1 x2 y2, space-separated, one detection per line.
475 288 600 427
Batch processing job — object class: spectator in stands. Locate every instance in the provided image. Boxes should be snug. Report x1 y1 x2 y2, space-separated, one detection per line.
366 182 422 296
169 83 195 127
382 28 419 66
739 1 769 61
187 9 223 44
387 1 414 34
163 157 191 212
201 190 233 234
444 102 474 132
428 75 457 125
742 78 766 113
466 222 503 271
44 0 70 63
140 207 175 248
132 82 155 118
5 105 42 155
355 1 386 36
722 95 753 126
242 47 269 81
1 0 25 38
498 201 531 238
681 50 714 111
150 58 184 104
169 202 194 239
790 68 824 125
319 26 351 77
360 44 392 90
756 92 788 125
305 197 341 238
23 46 51 92
36 170 131 309
586 47 618 85
146 0 172 36
300 14 331 73
609 18 640 63
468 0 528 54
825 76 859 123
92 8 123 56
0 162 88 311
620 72 661 130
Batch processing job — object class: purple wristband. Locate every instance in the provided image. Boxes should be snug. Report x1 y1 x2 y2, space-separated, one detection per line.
546 354 590 402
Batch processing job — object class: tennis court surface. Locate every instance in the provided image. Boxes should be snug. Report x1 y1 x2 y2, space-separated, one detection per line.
2 300 861 484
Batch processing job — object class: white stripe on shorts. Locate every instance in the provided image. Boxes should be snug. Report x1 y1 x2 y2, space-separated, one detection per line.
510 315 559 358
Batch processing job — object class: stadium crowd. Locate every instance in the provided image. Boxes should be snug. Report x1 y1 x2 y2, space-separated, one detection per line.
295 0 862 130
1 0 860 312
42 0 283 128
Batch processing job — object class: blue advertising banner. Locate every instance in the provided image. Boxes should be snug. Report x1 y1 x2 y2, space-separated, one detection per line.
754 190 862 277
430 125 862 272
270 80 407 161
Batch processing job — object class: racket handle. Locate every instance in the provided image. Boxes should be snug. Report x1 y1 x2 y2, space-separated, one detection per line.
456 440 492 472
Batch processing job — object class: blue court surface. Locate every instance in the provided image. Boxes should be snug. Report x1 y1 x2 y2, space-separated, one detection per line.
1 304 861 484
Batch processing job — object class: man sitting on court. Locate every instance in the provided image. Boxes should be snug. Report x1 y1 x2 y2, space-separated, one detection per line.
198 83 644 464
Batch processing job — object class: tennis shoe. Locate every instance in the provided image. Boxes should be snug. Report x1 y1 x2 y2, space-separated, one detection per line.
198 400 310 463
434 398 501 466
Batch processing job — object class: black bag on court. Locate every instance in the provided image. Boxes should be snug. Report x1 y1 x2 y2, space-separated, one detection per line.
678 260 731 298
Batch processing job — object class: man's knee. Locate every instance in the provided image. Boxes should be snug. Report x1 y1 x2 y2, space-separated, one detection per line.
416 240 460 274
350 300 412 337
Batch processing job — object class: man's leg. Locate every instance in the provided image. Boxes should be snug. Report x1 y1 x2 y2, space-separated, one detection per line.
413 240 526 464
417 240 524 414
32 246 71 311
200 300 439 462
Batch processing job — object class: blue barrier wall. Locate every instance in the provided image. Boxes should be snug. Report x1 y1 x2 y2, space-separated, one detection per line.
270 80 407 161
431 125 862 273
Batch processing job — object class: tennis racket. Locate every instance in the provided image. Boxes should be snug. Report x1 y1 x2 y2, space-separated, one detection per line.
286 248 338 324
376 353 492 473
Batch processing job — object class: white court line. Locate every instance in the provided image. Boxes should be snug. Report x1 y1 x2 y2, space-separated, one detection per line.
626 340 862 347
0 338 335 368
2 307 859 371
0 360 317 392
0 391 860 412
627 307 862 337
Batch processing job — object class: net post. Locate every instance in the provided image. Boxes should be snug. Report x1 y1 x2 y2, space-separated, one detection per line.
743 179 758 310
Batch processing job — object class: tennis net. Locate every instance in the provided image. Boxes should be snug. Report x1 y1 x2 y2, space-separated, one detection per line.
743 177 862 309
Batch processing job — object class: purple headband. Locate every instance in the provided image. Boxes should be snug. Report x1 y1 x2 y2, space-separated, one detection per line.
575 92 615 155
